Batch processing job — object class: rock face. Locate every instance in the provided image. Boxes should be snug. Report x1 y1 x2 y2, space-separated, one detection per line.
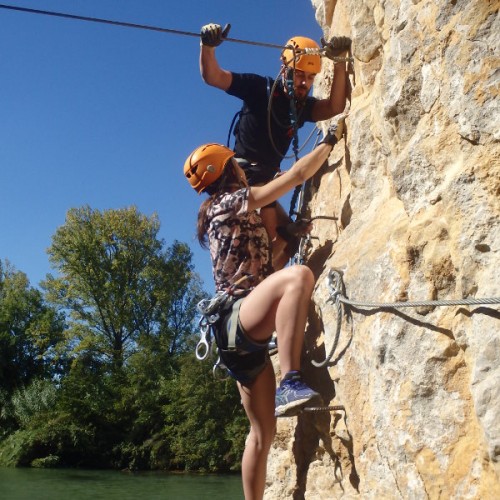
265 1 500 498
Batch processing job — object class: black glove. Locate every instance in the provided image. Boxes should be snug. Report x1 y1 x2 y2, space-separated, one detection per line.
319 117 345 147
200 23 231 47
321 36 351 60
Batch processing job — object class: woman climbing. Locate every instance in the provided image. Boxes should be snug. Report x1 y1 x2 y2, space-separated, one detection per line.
183 118 343 500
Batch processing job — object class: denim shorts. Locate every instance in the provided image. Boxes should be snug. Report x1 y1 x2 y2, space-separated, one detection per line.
213 297 271 385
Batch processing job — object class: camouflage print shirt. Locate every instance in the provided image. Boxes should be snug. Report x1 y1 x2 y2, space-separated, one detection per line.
207 188 273 293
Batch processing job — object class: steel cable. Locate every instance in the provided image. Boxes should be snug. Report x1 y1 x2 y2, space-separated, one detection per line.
312 269 500 368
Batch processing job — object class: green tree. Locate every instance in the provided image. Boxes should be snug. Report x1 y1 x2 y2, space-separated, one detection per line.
31 206 209 469
161 354 248 472
44 206 201 369
0 260 65 395
0 376 101 468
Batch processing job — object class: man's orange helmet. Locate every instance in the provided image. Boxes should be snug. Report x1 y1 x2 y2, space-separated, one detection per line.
281 36 321 73
184 143 235 194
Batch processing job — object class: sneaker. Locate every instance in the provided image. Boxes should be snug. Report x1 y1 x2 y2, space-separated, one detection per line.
275 372 321 417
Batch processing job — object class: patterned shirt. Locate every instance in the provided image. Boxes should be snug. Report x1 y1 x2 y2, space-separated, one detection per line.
207 188 273 293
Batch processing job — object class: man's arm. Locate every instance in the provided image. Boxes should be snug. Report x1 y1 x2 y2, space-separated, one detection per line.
310 36 352 122
200 45 233 90
310 61 347 121
199 23 233 91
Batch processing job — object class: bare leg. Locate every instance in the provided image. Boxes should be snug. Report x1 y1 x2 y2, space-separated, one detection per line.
239 265 315 374
235 266 314 498
238 363 276 500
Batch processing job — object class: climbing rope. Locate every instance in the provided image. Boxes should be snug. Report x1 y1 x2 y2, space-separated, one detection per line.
264 59 305 218
313 268 500 368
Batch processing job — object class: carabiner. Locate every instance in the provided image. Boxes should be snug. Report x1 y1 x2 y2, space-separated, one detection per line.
212 356 229 380
195 320 212 361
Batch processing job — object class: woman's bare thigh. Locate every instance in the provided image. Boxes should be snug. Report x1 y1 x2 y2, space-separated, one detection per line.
238 266 313 342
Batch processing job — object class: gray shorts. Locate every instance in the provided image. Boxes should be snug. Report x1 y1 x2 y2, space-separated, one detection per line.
214 298 271 384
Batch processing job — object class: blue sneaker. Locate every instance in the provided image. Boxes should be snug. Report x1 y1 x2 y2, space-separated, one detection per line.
275 372 321 417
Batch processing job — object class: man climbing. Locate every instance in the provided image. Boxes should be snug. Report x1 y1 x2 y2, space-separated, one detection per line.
199 23 351 268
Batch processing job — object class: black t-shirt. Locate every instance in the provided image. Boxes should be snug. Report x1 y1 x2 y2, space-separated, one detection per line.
226 72 316 170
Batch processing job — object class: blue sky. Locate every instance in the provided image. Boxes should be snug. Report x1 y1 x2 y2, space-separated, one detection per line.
0 0 324 293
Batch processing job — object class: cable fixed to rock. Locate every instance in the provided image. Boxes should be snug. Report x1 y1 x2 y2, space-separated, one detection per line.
312 268 500 368
0 3 353 62
0 3 283 48
328 269 500 309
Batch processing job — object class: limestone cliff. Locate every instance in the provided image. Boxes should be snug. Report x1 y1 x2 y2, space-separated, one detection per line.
266 1 500 498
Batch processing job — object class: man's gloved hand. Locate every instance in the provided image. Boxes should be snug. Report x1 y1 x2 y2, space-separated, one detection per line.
200 23 231 47
321 36 352 59
319 115 346 147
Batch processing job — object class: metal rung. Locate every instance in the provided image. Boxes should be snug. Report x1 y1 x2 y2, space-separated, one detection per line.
302 405 345 413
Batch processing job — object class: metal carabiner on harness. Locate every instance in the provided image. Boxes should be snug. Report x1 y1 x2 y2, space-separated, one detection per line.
195 291 231 362
195 316 212 361
194 274 254 379
212 356 229 380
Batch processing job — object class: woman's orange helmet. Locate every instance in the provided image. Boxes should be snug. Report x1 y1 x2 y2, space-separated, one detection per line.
184 143 235 194
281 36 321 74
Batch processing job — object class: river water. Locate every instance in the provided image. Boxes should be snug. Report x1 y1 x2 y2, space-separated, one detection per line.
0 467 244 499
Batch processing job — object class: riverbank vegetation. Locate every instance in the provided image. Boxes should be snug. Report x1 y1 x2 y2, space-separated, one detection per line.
0 206 247 472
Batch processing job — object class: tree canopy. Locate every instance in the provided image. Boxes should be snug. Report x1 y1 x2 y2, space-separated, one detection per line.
0 260 65 395
0 206 247 472
44 205 201 368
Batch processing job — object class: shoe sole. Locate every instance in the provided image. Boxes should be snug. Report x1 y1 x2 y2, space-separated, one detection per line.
275 394 322 418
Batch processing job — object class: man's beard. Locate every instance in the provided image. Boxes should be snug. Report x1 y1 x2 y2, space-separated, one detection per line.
294 85 309 101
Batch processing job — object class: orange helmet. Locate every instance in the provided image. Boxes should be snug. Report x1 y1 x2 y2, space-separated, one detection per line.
184 143 235 194
281 36 321 73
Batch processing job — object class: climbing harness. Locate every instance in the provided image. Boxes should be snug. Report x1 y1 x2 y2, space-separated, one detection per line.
313 268 500 368
195 275 252 377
